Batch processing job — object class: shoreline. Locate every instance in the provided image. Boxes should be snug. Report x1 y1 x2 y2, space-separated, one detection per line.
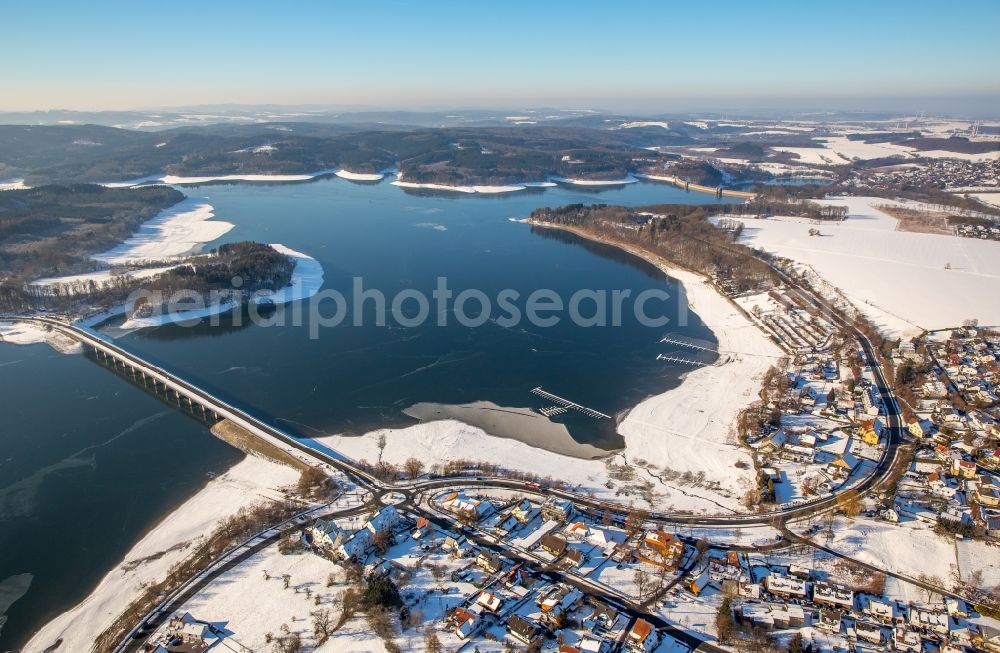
17 169 760 200
21 454 300 653
119 244 324 329
100 168 387 188
402 400 612 459
316 218 781 513
526 218 781 484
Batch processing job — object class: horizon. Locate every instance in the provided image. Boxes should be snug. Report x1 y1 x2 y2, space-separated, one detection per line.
3 0 999 116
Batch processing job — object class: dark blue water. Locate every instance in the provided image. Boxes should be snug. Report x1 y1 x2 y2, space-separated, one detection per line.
0 179 735 650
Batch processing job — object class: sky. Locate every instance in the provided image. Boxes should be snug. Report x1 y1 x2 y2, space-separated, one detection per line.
3 0 999 114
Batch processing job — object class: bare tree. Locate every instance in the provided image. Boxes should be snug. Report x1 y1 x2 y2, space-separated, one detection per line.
424 625 442 653
312 609 334 644
403 457 424 479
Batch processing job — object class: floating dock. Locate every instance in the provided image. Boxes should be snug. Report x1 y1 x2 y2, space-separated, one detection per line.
659 335 719 353
531 387 611 419
656 353 709 367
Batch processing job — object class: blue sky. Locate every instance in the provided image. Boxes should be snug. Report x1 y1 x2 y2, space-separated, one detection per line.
3 0 999 112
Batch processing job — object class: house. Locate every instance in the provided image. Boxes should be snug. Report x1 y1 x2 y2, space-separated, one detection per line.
588 599 618 628
640 530 685 567
882 506 900 522
688 567 711 595
477 551 503 574
541 496 574 522
476 591 503 613
365 505 400 535
954 459 978 479
855 620 884 644
763 573 807 599
721 579 761 599
564 548 586 568
310 519 346 549
908 419 930 439
860 419 881 446
452 607 477 639
411 516 433 539
736 603 805 630
812 581 854 610
945 597 969 618
442 492 495 522
893 627 922 652
976 483 1000 507
511 500 536 524
908 605 949 634
443 535 467 557
538 584 583 622
626 619 658 653
507 615 541 645
540 533 568 557
164 613 213 652
817 609 843 632
865 597 896 623
826 452 859 479
336 529 373 561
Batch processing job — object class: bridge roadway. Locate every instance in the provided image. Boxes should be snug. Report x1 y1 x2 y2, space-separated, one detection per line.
19 312 903 528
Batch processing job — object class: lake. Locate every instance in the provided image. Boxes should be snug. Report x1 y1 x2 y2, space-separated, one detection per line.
0 178 736 650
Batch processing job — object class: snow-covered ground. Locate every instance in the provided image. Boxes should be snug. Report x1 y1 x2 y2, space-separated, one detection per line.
30 265 178 294
0 321 82 354
619 121 670 129
392 172 558 194
102 169 350 187
551 175 638 186
23 455 300 653
392 179 526 194
773 136 999 166
971 192 1000 208
94 198 232 265
0 177 27 191
805 516 960 585
732 197 1000 336
334 169 384 182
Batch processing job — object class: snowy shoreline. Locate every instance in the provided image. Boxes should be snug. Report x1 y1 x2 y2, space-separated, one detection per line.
101 168 387 188
318 220 780 514
18 198 325 334
22 456 300 653
119 244 324 329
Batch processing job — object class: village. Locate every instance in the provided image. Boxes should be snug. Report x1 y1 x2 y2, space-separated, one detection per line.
140 459 1000 653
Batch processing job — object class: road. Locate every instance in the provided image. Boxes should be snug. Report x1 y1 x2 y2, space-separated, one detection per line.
116 498 376 653
5 250 911 653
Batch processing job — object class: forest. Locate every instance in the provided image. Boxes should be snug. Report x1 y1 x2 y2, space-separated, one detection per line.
0 184 183 283
529 203 779 293
2 124 662 188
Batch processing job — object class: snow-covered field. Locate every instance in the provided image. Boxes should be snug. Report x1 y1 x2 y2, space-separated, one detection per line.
812 516 959 584
732 197 1000 336
619 121 670 129
30 265 177 293
971 192 1000 208
23 455 299 653
94 198 232 265
774 136 999 166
